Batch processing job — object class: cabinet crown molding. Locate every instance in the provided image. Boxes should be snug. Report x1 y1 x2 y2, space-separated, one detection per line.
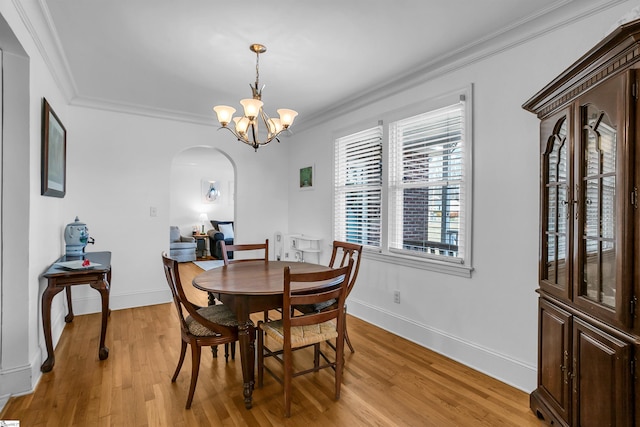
523 18 640 118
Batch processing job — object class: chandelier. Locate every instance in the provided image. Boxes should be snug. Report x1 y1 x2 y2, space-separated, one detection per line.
213 44 298 151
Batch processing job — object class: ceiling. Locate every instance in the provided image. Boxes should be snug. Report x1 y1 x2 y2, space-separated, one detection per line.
39 0 620 129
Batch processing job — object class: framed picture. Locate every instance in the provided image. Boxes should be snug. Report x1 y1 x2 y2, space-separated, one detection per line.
41 98 66 197
201 179 221 203
299 165 314 190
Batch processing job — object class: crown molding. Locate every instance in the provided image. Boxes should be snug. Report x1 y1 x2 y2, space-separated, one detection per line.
294 0 628 133
69 95 216 127
13 0 77 101
23 0 629 130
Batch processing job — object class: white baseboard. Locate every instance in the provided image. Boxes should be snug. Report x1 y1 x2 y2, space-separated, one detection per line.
348 299 536 392
0 394 8 414
0 359 39 413
36 289 170 369
66 288 172 315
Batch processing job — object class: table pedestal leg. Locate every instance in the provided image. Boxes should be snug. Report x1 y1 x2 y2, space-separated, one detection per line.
41 285 64 372
235 297 255 409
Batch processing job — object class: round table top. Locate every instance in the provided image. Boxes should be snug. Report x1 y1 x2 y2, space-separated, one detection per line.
192 260 333 295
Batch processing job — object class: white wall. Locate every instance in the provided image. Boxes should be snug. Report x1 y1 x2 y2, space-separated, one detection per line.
169 146 234 236
63 106 289 314
287 1 637 392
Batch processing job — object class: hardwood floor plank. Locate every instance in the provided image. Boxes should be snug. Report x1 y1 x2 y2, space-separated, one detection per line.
1 262 544 426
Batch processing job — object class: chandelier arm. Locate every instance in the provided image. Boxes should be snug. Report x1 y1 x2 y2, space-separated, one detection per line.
259 109 274 139
218 122 280 148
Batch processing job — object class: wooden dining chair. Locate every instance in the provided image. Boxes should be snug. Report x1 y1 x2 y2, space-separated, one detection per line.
162 252 247 409
219 239 269 265
220 239 271 321
296 241 362 353
257 261 353 417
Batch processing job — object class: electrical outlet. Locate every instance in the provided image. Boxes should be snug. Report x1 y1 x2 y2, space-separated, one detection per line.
394 290 400 304
150 206 157 217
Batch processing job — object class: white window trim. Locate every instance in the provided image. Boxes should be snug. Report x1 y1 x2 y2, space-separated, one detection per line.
333 84 474 278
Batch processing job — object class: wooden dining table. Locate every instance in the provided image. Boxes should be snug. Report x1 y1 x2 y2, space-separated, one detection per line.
192 260 333 409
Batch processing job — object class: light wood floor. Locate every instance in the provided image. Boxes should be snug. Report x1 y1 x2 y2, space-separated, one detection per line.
1 262 544 426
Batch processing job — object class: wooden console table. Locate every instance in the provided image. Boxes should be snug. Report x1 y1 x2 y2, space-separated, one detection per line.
41 251 112 372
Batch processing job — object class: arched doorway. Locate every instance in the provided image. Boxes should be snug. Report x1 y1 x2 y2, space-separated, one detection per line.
169 146 235 257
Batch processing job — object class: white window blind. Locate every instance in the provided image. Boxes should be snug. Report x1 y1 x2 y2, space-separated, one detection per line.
389 101 466 262
334 126 383 249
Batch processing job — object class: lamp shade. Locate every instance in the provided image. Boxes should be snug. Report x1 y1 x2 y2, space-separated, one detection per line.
199 213 208 224
213 105 236 126
277 109 298 128
240 98 263 120
234 117 250 135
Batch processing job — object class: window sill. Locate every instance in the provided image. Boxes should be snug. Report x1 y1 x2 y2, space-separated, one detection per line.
363 250 474 278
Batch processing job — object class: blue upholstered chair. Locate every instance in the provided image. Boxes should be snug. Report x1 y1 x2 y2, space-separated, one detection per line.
169 226 197 262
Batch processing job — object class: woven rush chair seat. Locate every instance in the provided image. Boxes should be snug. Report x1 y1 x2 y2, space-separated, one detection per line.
185 304 248 336
262 319 338 348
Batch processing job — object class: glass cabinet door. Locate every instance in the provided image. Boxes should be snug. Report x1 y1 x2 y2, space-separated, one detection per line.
580 105 617 309
573 72 632 328
540 110 571 299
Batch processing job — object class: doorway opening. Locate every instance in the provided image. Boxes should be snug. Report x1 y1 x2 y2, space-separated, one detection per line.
169 146 235 259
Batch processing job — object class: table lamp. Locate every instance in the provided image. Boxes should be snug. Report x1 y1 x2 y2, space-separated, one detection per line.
199 213 208 234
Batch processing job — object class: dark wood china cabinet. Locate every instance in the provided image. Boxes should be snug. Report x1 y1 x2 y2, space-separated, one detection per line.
523 20 640 427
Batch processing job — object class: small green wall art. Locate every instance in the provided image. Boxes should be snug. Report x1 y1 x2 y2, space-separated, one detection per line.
299 165 314 189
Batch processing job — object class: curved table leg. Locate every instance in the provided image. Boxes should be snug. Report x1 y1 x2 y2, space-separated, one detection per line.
64 286 74 323
41 285 64 372
90 275 110 360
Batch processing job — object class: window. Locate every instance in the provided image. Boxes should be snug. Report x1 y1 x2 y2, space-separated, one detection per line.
389 101 466 263
334 127 383 249
333 87 472 276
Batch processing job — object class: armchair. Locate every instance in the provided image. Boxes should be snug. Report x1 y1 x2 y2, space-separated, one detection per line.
169 226 197 262
207 220 234 260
